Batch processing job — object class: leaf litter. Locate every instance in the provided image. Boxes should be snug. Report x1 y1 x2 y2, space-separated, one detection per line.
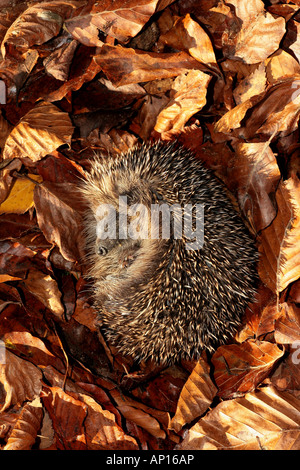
0 0 300 451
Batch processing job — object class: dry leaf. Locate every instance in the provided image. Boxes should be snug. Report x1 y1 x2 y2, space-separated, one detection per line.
275 302 300 345
223 0 286 64
212 341 284 399
159 14 219 73
3 398 43 450
33 181 86 263
266 49 300 84
0 350 42 412
258 174 300 293
94 44 202 86
3 101 74 161
43 39 79 81
110 388 167 439
23 268 65 319
170 359 217 433
73 392 138 450
177 386 300 450
233 63 266 105
1 1 83 57
42 385 88 450
232 141 281 232
154 70 211 137
0 174 42 215
65 0 161 45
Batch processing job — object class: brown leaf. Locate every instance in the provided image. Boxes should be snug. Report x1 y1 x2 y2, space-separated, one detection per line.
154 70 211 137
159 14 219 73
1 1 84 57
43 39 79 82
232 141 281 232
73 392 138 450
258 174 300 293
0 159 22 205
0 174 43 215
0 241 36 279
223 0 286 64
94 44 203 86
33 181 86 263
266 49 300 84
233 63 267 105
3 101 74 161
42 385 88 450
3 398 43 450
275 302 300 345
176 386 300 450
65 0 161 46
241 77 300 140
110 388 168 439
212 341 284 399
0 350 43 412
42 385 138 450
170 359 217 433
23 268 65 319
215 77 300 141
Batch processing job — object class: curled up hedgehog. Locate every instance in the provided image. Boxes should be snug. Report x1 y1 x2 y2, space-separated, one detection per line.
81 141 257 364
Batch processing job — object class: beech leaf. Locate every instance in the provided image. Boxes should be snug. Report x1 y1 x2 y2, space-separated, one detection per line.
223 0 286 64
1 1 84 57
65 0 161 46
94 45 203 86
258 174 300 293
0 350 43 412
169 359 217 433
176 386 300 450
212 341 284 399
154 70 211 137
3 101 74 162
33 181 86 263
3 398 43 450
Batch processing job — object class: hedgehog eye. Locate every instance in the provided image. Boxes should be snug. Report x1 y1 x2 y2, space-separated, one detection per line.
97 245 108 256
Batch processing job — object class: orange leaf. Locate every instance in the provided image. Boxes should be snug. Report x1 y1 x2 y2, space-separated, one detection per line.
212 341 284 398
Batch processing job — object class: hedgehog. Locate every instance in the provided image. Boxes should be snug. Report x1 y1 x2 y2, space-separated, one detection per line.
81 141 257 364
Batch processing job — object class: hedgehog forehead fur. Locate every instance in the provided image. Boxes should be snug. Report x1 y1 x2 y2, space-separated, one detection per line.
81 141 258 364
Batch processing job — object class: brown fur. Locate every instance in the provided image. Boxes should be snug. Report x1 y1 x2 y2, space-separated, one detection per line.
80 142 258 364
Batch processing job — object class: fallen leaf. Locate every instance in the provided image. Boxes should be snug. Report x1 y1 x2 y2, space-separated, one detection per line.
177 386 300 450
3 398 43 450
170 359 217 432
3 101 74 161
154 70 211 137
212 341 284 399
258 174 300 293
1 1 84 57
94 44 203 86
22 268 65 319
266 49 300 84
0 174 42 215
73 392 139 450
0 350 43 412
275 302 300 345
223 0 286 64
43 39 79 81
33 181 86 263
110 388 168 439
159 14 219 73
231 141 281 232
65 0 162 45
233 63 266 105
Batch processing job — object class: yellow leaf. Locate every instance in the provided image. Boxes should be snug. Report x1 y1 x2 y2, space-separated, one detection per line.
0 174 42 215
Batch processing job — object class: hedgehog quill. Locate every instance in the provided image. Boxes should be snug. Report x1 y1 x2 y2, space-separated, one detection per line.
81 142 257 364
